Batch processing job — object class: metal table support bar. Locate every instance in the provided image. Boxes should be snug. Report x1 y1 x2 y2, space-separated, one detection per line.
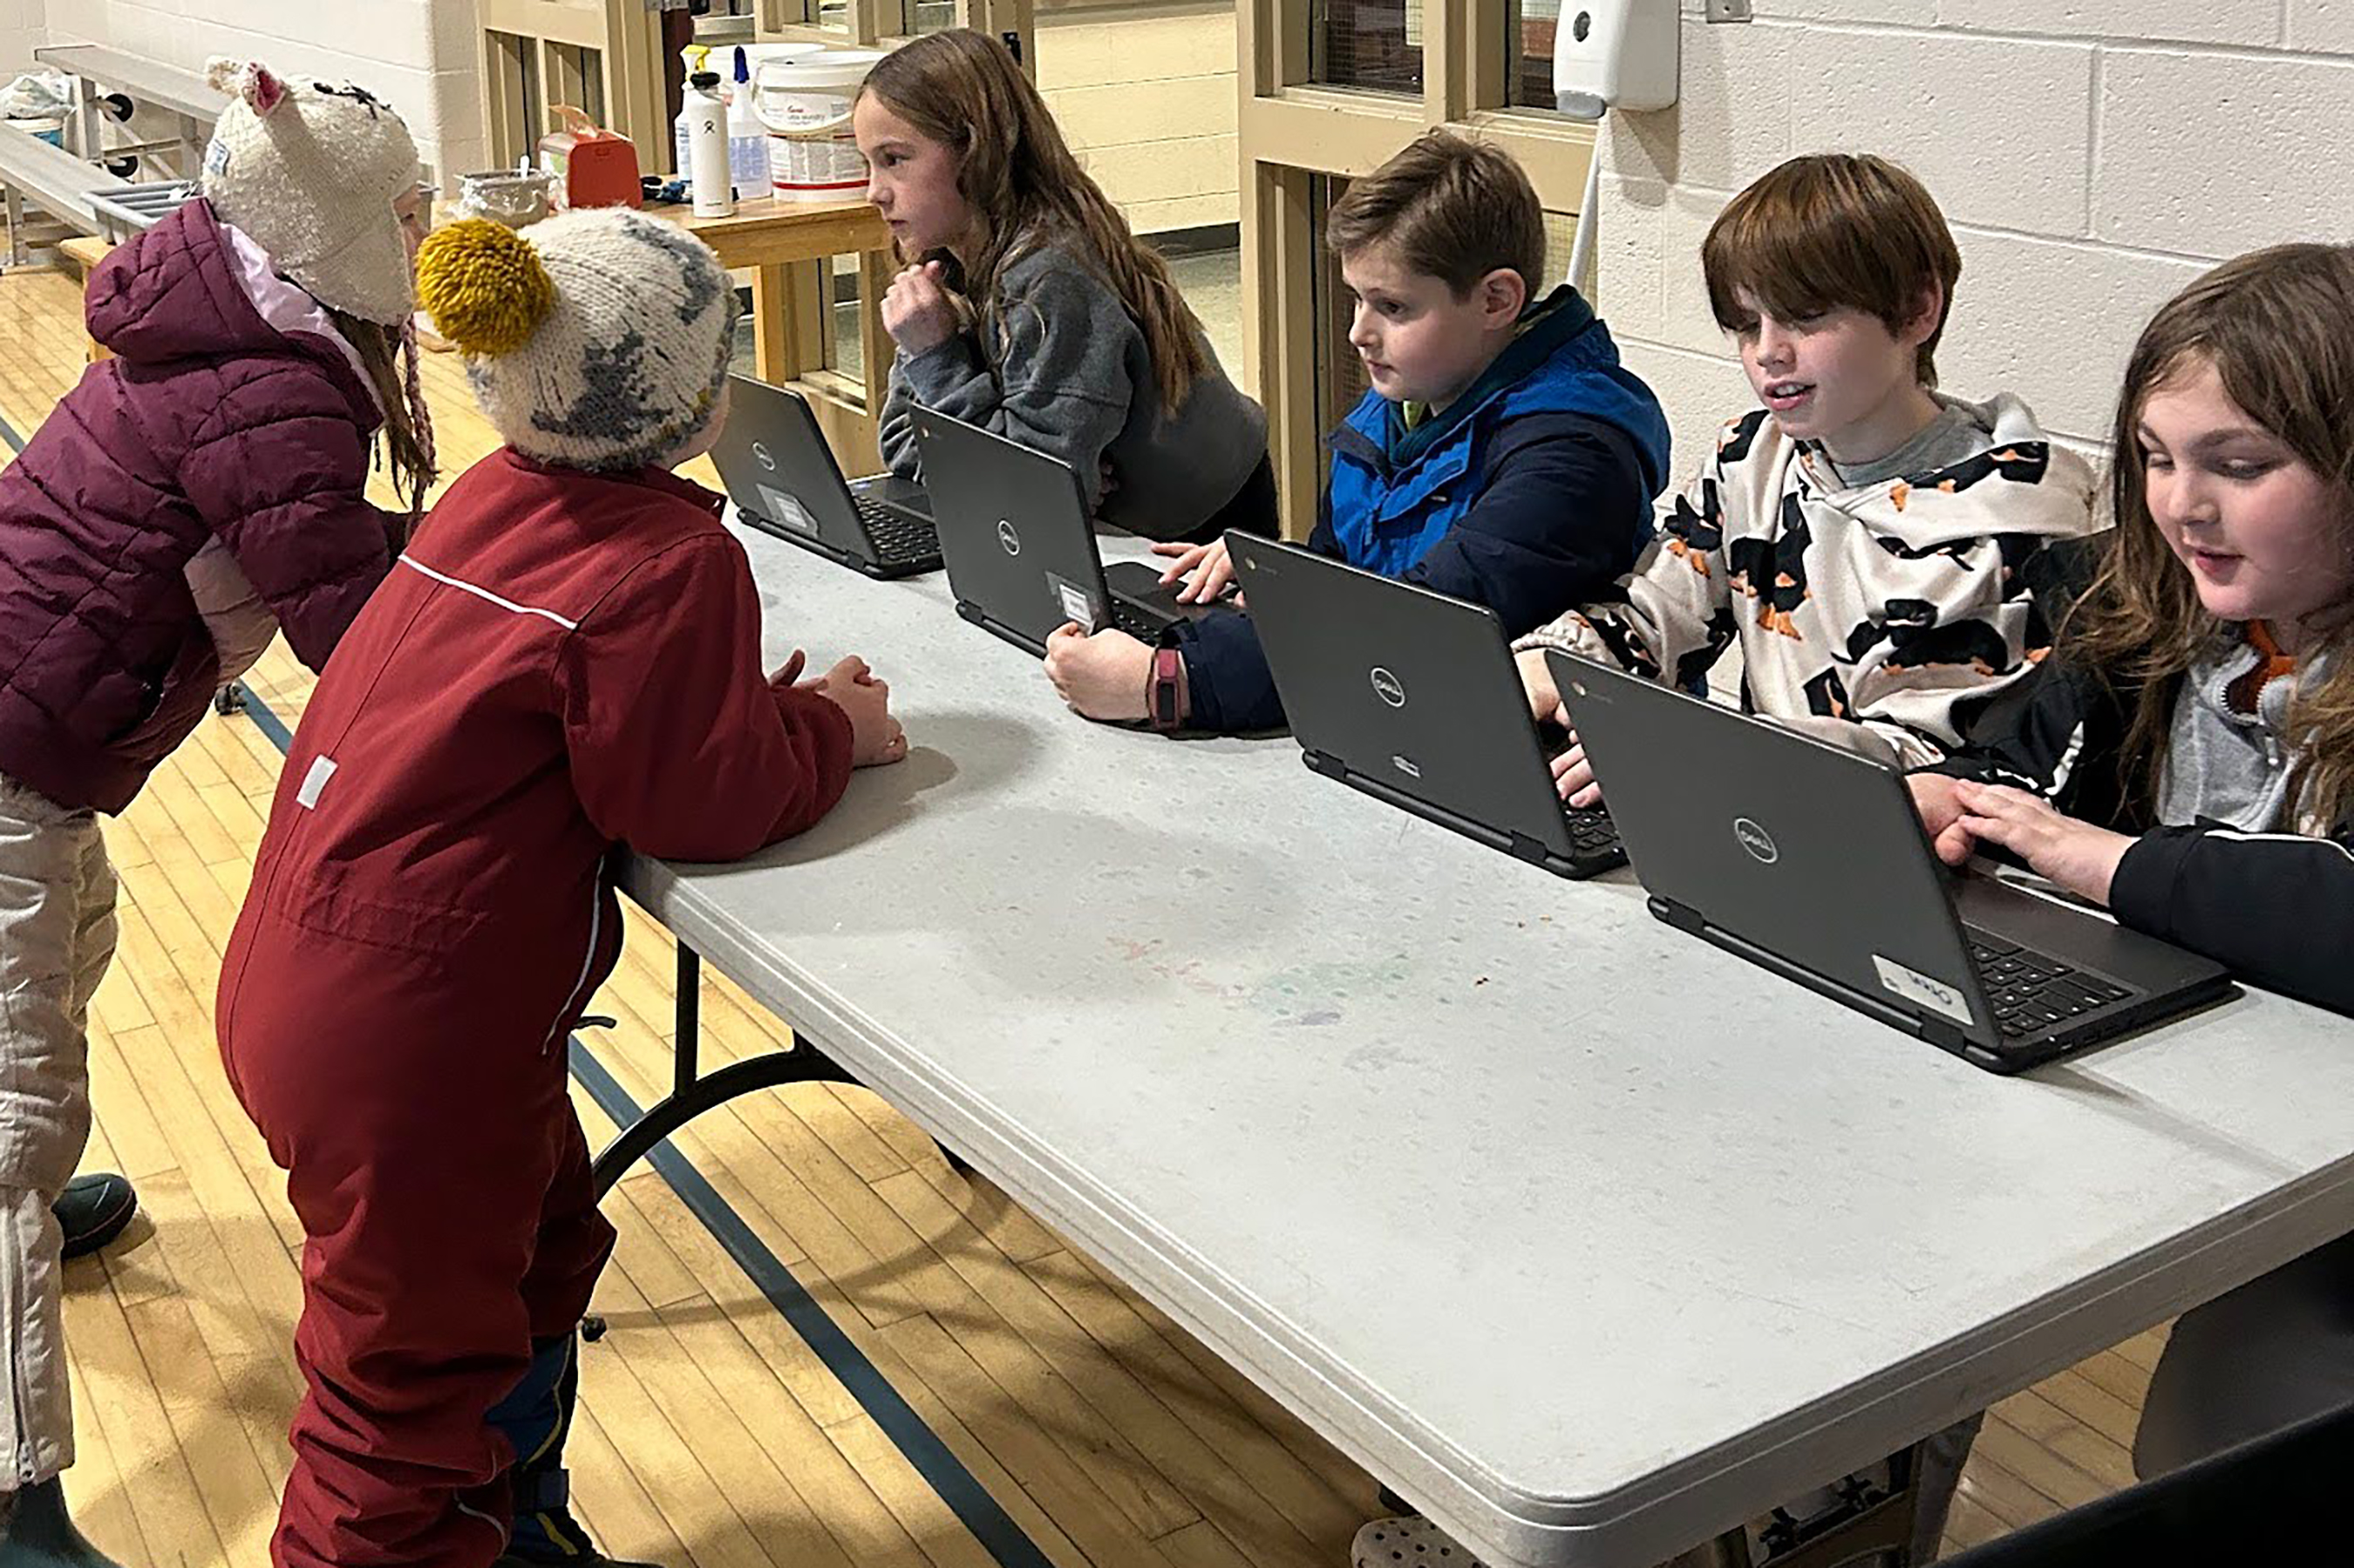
585 943 861 1197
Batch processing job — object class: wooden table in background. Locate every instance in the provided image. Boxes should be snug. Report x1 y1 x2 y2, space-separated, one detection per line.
667 194 897 478
60 195 901 473
58 235 114 363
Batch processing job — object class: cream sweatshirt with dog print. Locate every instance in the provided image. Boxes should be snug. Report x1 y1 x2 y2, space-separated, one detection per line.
1514 392 2100 766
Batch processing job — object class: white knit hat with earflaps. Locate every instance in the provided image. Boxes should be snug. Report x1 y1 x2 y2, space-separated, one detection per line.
200 58 421 327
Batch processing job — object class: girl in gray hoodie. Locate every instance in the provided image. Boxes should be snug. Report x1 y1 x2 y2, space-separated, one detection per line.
854 29 1273 546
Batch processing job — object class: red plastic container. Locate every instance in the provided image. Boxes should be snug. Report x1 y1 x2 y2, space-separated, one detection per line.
537 105 643 211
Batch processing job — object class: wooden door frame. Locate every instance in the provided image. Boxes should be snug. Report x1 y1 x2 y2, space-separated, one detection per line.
480 0 669 170
1238 0 1595 535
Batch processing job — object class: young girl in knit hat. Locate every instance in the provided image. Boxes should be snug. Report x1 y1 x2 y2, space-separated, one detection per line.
218 206 906 1568
0 58 434 1565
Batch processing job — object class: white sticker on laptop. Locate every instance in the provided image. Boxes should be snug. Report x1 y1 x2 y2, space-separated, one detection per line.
1873 954 1975 1027
1044 572 1106 634
755 484 819 535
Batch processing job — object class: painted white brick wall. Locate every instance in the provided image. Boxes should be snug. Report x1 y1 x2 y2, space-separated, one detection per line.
1596 1 2354 477
0 0 43 78
22 0 480 180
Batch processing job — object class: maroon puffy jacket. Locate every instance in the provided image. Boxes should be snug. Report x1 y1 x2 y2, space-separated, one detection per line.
0 198 402 814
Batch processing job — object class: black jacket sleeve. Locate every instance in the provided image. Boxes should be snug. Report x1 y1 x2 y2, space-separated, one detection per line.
1168 605 1281 734
1927 657 2109 793
1937 657 2354 1017
1172 411 1651 735
2111 825 2354 1016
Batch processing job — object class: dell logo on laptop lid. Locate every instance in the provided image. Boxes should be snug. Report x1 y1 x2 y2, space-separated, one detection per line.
997 519 1021 556
1733 817 1779 864
1370 667 1406 708
751 440 775 472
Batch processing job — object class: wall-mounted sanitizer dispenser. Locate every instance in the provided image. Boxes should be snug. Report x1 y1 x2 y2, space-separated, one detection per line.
1552 0 1680 121
1554 1 1679 295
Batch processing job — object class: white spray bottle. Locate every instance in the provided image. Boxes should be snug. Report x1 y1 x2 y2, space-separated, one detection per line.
671 42 712 178
725 45 770 199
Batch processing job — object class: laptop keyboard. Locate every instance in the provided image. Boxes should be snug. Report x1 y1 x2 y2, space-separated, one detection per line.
1564 806 1620 861
853 497 939 565
1964 930 2133 1039
1111 599 1174 642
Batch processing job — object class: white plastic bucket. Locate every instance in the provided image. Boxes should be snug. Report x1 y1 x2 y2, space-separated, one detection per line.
16 115 61 148
752 49 887 201
737 41 827 74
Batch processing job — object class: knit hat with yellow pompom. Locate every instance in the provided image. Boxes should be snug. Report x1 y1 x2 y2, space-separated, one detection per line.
418 209 739 472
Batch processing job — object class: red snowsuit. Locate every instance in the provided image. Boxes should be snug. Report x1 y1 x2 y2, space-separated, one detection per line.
218 451 854 1567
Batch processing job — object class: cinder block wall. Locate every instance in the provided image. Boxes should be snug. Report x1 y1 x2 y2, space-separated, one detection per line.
1595 1 2354 468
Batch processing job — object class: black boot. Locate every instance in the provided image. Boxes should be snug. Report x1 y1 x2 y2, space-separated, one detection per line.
54 1176 136 1262
489 1464 661 1568
486 1332 662 1568
0 1478 126 1566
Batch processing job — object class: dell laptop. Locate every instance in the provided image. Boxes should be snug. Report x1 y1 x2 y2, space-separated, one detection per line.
710 374 939 579
1229 534 1623 879
909 406 1210 655
1546 649 2236 1070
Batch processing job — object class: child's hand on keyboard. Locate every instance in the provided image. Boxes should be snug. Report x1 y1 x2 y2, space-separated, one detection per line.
1152 539 1238 605
1550 735 1602 809
1949 781 2133 906
1908 774 1972 865
1044 624 1153 722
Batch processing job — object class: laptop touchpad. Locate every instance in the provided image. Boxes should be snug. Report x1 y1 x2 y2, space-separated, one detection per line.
1105 560 1220 621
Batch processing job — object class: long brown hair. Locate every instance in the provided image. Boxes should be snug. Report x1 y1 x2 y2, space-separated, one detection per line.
858 30 1208 417
2066 242 2354 829
328 307 438 529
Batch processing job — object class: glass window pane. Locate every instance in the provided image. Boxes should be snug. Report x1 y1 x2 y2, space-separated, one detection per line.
1310 0 1422 97
895 0 956 34
1310 176 1370 438
1508 0 1561 111
1539 208 1576 293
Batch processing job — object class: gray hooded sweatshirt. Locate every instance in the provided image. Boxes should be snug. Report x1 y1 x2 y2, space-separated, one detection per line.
877 234 1268 542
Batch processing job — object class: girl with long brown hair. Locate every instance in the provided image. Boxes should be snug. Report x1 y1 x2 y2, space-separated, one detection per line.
1912 241 2354 1011
855 28 1272 547
1913 241 2354 1481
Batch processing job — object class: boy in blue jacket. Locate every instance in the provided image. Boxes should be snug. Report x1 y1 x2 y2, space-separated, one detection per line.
1042 128 1670 732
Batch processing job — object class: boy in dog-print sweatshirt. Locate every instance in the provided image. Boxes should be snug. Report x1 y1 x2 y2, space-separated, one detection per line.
1516 390 2099 767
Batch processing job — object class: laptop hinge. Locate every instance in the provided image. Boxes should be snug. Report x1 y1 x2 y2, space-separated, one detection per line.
1507 832 1551 866
1648 894 1706 937
1649 897 1984 1052
1301 749 1346 782
1918 1018 1970 1056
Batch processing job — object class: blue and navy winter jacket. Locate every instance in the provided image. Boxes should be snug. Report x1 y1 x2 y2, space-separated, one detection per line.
1171 286 1671 732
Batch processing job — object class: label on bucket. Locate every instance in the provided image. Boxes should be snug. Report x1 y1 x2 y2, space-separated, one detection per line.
768 132 866 199
753 49 883 199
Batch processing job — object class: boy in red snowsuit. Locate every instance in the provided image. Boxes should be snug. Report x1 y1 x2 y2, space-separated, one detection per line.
219 208 908 1568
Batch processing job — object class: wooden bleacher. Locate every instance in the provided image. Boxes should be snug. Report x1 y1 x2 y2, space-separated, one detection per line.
0 119 132 267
